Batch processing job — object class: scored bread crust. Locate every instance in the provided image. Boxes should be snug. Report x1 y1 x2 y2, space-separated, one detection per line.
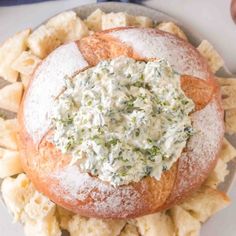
18 28 224 219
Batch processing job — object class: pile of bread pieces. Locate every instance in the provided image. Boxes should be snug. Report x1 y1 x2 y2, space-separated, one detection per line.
0 9 236 236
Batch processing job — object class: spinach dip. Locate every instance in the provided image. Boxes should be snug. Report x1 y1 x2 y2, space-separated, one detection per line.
50 57 195 186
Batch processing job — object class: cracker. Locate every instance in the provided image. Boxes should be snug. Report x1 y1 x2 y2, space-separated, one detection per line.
11 51 41 75
197 40 224 73
221 85 236 110
0 29 31 82
0 82 23 113
180 186 230 223
0 148 23 178
85 9 105 31
157 22 188 41
225 108 236 134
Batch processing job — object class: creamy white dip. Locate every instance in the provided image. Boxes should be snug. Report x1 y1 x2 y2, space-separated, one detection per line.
50 57 195 186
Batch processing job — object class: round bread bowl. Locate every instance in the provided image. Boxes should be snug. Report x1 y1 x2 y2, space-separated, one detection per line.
18 27 224 219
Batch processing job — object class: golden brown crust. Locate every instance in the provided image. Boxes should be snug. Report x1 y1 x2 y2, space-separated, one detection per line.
18 28 224 219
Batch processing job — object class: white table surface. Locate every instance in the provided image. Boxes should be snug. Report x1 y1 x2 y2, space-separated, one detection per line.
0 1 235 236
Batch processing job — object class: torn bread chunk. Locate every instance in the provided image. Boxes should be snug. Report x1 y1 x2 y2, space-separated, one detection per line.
23 216 61 236
67 215 125 236
221 86 236 110
157 22 188 41
27 25 61 59
219 138 236 163
66 17 89 42
205 159 229 188
56 206 74 230
46 11 77 42
180 186 230 223
225 108 236 134
197 40 224 73
216 77 236 87
46 11 89 43
24 191 56 221
0 148 23 178
136 212 175 236
0 82 23 113
133 16 153 28
102 12 134 30
85 9 105 31
170 206 201 236
1 174 35 222
20 73 31 89
0 29 30 82
0 118 19 150
11 51 41 76
120 223 139 236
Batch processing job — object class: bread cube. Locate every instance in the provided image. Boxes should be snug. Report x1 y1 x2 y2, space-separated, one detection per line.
11 51 41 75
0 148 23 178
46 11 88 43
120 223 139 236
102 12 134 30
170 206 201 236
133 16 153 27
20 73 31 89
205 159 229 187
67 215 125 236
66 17 89 42
56 206 74 230
85 9 105 31
24 191 56 220
157 22 188 41
180 186 230 222
136 212 175 236
225 108 236 134
0 29 30 82
0 82 23 113
24 216 61 236
0 118 19 150
1 174 35 221
46 11 77 42
197 40 224 73
219 138 236 163
27 25 61 59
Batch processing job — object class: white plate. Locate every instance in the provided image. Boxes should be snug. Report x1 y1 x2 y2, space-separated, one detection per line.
0 2 236 236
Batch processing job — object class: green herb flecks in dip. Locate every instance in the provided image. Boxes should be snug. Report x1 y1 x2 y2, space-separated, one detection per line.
51 57 195 186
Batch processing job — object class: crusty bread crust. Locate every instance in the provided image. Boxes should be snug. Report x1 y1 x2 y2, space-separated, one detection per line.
18 28 224 219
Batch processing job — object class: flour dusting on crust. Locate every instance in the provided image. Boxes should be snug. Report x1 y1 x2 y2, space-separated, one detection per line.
24 43 88 143
109 28 210 79
51 165 143 218
168 96 224 202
